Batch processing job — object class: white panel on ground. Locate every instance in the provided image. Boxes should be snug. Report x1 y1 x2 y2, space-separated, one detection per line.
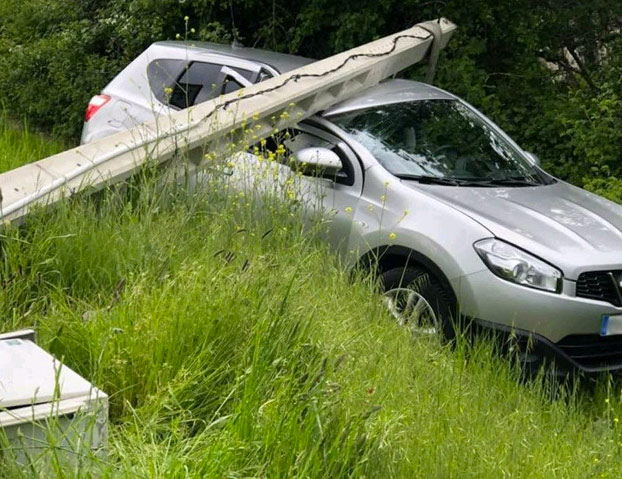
0 334 108 467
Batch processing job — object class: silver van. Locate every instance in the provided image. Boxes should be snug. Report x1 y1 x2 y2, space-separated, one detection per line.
82 42 622 374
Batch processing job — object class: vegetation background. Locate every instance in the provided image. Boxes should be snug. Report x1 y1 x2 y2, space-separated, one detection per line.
0 0 621 198
2 2 622 477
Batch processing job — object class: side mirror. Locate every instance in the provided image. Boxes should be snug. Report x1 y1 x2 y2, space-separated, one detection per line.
293 147 343 179
525 151 540 166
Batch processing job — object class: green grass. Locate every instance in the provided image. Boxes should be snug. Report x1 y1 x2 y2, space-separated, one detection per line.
1 126 622 478
0 113 67 173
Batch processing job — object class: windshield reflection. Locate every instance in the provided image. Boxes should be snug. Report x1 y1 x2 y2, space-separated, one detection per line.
333 100 549 186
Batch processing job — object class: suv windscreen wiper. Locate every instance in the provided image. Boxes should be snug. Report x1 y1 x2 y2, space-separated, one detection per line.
395 174 494 187
396 174 545 187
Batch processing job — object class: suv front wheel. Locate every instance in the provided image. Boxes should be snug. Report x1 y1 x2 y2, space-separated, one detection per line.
380 266 456 340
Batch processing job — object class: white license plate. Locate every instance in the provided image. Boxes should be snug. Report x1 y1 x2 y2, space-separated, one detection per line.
600 314 622 336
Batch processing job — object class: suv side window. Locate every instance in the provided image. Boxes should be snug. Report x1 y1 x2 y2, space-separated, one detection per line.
147 60 253 109
257 69 273 82
222 78 244 95
222 68 254 95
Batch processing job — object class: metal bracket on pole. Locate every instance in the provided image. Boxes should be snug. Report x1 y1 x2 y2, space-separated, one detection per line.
420 18 456 84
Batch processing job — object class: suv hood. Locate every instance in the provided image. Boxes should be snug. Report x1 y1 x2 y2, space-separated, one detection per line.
407 180 622 279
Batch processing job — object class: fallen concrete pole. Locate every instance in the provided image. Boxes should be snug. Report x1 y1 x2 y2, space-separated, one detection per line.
0 18 456 223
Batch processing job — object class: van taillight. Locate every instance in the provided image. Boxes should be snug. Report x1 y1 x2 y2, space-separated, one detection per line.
84 94 111 122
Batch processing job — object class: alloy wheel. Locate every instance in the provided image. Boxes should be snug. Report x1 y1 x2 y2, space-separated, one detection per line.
383 287 438 335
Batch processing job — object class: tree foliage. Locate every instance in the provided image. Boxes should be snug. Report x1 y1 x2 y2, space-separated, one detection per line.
0 0 620 196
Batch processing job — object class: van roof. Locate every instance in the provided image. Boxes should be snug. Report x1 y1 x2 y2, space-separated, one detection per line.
153 41 315 74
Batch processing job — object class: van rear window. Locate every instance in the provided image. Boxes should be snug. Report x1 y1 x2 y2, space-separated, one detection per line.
147 59 253 109
146 59 188 106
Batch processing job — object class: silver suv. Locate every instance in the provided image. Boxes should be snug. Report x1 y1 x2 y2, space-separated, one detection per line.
82 41 622 374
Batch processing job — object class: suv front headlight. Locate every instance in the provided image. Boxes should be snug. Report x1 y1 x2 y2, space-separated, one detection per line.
474 238 562 293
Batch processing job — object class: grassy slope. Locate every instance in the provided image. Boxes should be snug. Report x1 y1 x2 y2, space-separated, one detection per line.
0 113 67 173
1 127 622 478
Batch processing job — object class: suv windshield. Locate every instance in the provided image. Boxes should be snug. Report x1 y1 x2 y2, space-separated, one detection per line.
332 100 550 186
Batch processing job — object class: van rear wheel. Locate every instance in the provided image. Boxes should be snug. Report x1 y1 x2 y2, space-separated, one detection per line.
380 266 456 340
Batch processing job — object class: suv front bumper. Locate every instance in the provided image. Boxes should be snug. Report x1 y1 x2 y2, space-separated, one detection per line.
473 318 622 374
455 270 622 373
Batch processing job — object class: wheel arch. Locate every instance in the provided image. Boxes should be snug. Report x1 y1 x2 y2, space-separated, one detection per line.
356 245 458 307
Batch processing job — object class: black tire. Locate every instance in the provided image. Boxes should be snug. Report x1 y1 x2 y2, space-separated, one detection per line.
380 266 457 340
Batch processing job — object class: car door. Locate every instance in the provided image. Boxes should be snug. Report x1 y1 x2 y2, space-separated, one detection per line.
287 123 364 254
229 121 364 256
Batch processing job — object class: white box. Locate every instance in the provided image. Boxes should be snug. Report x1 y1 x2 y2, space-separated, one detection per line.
0 330 108 468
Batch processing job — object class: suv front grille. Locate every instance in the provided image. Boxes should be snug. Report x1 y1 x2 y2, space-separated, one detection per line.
558 334 622 370
576 271 622 306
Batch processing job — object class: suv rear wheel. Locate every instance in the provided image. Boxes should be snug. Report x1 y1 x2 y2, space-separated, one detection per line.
380 266 456 339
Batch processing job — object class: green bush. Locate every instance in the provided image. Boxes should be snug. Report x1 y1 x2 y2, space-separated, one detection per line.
0 111 67 172
0 0 231 139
